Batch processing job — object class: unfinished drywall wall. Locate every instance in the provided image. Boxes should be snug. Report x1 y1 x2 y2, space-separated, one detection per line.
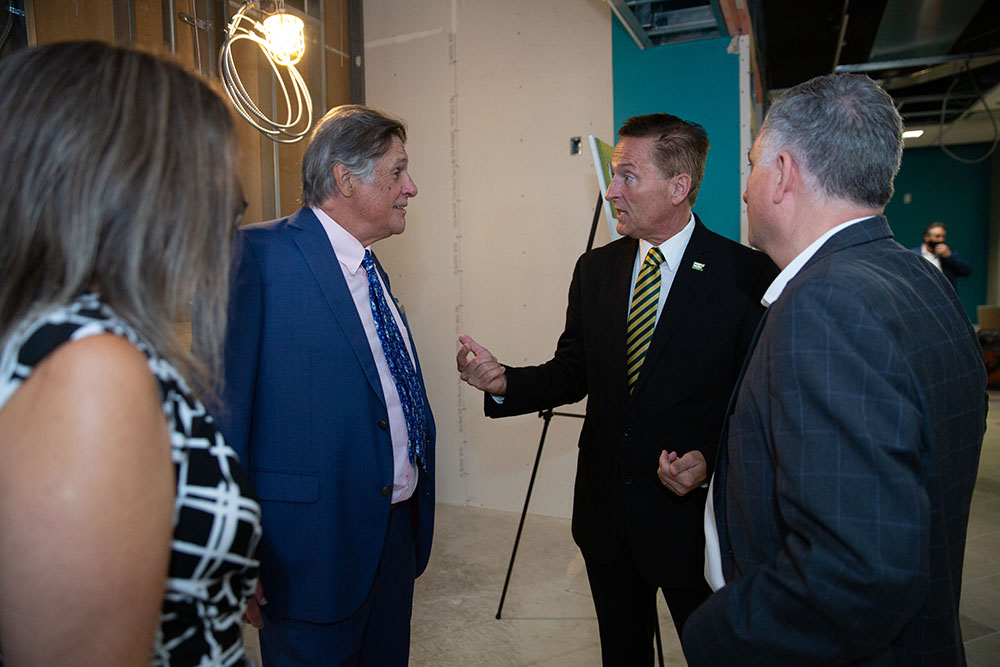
364 0 613 517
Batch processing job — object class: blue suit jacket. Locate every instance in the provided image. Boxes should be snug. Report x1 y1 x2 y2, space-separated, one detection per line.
684 217 986 665
216 207 435 623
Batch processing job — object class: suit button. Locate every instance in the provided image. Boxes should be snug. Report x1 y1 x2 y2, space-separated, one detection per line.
381 486 392 496
623 427 632 438
377 420 389 430
624 475 633 486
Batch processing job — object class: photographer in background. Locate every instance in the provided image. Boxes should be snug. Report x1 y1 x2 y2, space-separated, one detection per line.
912 221 971 290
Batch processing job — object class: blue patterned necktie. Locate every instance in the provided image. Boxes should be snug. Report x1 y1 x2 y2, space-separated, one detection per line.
362 250 428 471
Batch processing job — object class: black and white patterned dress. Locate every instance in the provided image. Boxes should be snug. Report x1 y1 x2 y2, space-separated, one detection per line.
0 294 262 666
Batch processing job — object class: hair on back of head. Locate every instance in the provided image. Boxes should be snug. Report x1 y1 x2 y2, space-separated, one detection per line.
618 113 710 206
301 105 407 207
0 41 241 398
758 73 902 209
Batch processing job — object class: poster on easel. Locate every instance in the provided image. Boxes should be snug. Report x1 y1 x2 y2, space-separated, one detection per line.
588 135 623 242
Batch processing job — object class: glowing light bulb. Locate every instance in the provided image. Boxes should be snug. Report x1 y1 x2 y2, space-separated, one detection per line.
263 13 305 66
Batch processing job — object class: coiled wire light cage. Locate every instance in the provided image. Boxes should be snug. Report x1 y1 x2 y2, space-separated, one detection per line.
218 0 313 144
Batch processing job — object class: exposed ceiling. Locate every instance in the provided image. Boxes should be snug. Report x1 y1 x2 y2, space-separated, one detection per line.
609 0 1000 151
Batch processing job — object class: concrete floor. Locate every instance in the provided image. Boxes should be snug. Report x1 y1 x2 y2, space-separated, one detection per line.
963 390 1000 666
245 391 1000 666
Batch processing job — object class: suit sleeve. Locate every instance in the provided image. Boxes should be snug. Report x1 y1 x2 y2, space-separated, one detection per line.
683 279 930 665
484 255 588 418
215 232 263 468
942 251 972 278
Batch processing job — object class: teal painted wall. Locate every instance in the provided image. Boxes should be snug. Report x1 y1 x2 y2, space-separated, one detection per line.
611 20 741 241
884 143 991 324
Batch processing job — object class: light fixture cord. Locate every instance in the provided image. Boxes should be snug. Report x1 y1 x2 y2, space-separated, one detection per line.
0 1 15 53
936 61 998 165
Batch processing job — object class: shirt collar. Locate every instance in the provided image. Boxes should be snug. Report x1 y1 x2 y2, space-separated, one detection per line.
312 206 368 275
639 213 696 271
761 216 870 307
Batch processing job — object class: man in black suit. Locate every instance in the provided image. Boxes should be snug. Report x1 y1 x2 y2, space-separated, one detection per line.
683 74 986 665
456 113 776 665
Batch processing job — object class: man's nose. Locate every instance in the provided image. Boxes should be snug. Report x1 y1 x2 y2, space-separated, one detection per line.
605 179 620 200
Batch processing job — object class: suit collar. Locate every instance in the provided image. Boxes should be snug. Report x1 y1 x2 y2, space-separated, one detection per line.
761 216 889 308
606 236 639 398
638 212 696 272
712 302 772 579
310 205 368 274
289 207 388 407
804 215 891 269
286 205 315 230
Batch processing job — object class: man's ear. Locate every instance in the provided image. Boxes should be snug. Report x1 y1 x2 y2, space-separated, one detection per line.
772 150 798 203
333 163 353 197
670 173 693 206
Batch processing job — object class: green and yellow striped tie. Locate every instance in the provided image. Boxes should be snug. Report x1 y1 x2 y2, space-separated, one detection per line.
626 247 665 394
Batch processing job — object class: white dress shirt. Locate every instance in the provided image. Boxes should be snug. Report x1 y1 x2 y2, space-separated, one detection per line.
312 206 418 503
921 245 942 271
628 214 696 325
493 214 696 407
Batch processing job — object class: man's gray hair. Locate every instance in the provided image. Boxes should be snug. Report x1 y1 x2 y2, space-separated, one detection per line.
302 105 407 207
758 74 903 208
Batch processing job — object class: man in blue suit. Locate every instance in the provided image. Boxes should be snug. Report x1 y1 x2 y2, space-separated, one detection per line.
683 75 986 665
216 105 435 666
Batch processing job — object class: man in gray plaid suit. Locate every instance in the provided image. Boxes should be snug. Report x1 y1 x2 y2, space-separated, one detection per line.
683 73 987 665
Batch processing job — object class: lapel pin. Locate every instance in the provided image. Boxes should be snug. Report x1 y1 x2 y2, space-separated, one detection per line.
691 261 705 271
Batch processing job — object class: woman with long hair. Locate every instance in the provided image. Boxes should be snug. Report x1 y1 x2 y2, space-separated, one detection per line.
0 41 261 665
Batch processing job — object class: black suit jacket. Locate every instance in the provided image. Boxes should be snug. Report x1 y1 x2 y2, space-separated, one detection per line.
486 217 776 586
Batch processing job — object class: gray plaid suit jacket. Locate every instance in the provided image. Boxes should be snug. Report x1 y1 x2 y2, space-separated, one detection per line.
683 216 987 665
